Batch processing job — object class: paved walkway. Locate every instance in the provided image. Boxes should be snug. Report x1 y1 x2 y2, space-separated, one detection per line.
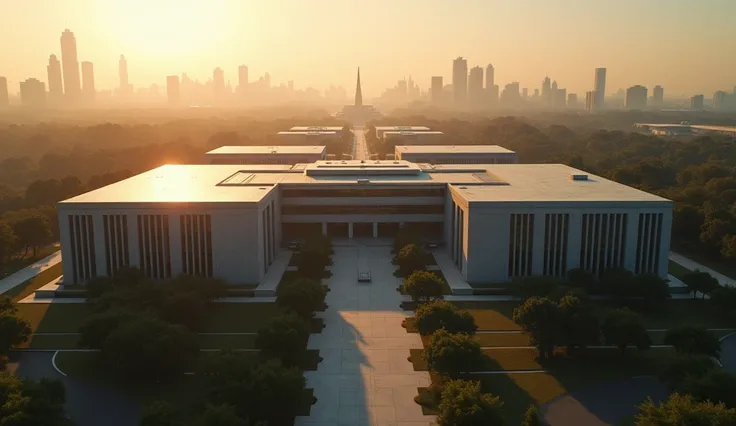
295 245 435 426
670 251 736 287
0 250 61 295
353 127 370 161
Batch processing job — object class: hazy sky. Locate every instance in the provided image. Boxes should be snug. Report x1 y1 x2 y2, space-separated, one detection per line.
2 0 735 97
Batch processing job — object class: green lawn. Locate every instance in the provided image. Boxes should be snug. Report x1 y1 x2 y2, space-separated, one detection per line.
15 303 92 333
414 347 672 425
5 263 63 302
668 260 692 280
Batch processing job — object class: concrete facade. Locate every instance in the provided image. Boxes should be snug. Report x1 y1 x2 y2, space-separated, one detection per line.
395 145 518 164
58 161 673 287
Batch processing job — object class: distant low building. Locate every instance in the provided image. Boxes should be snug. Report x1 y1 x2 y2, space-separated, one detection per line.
204 146 327 164
690 94 704 110
20 78 46 107
383 131 444 146
276 131 340 145
394 145 517 164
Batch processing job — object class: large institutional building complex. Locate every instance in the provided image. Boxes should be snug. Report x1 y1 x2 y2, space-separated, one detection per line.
58 152 672 288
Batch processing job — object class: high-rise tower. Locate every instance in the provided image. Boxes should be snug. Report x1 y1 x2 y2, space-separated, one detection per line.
47 54 64 103
594 68 606 109
452 57 468 105
354 67 363 107
81 61 95 102
60 29 81 100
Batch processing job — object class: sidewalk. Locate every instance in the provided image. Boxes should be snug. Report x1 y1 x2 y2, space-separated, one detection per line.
0 250 61 295
670 252 735 287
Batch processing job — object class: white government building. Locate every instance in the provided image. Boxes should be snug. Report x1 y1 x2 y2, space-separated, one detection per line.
58 147 672 289
395 145 518 164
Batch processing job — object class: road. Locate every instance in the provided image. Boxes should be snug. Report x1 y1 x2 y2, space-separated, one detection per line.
352 127 370 161
0 250 61 295
669 252 735 287
10 352 140 426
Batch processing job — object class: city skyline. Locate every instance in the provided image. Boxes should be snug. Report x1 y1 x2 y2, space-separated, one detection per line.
1 0 735 97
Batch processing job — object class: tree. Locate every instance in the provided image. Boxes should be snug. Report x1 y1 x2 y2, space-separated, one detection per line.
599 268 637 302
158 291 208 330
682 270 720 299
0 373 72 426
206 132 241 151
675 370 736 408
0 296 31 355
558 295 600 350
521 405 541 426
276 277 328 320
601 308 651 358
423 329 484 377
102 315 199 379
78 309 132 349
511 276 563 300
394 244 428 278
635 393 736 425
513 297 561 359
0 220 17 265
191 404 248 426
199 353 307 425
393 226 421 254
140 401 180 426
633 274 671 309
295 247 330 280
710 286 736 321
11 213 53 257
404 270 445 303
664 326 721 358
256 313 310 367
436 379 504 426
658 354 717 388
414 300 477 336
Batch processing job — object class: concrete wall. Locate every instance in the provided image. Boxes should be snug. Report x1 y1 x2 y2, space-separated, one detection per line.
463 202 673 284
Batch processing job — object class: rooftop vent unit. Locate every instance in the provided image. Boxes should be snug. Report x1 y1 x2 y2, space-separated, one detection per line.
571 174 588 181
357 178 370 184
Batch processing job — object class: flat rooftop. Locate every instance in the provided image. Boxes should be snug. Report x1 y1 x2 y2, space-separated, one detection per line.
375 126 431 131
59 163 670 206
277 131 337 136
383 131 444 136
206 146 326 155
289 126 344 132
396 145 515 154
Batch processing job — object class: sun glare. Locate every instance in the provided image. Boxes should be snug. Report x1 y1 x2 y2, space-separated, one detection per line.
107 0 227 55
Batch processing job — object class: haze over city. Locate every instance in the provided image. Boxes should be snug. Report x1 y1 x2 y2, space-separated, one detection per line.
2 0 736 99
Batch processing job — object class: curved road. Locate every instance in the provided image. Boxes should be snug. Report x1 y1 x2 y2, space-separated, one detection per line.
11 352 140 426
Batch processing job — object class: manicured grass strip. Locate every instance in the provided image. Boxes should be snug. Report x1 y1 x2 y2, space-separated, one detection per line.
668 260 692 280
0 246 59 280
450 301 520 331
648 328 734 345
203 303 281 333
5 262 63 302
15 303 92 333
473 333 531 347
24 334 81 349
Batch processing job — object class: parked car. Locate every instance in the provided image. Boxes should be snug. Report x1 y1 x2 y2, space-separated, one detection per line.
358 272 371 283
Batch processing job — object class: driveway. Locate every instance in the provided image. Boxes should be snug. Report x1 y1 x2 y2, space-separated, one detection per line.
10 352 140 426
295 244 435 426
541 377 667 426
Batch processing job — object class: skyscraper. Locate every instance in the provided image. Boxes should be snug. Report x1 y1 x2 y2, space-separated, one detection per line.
60 29 81 100
713 91 729 110
541 76 551 104
625 85 647 109
81 61 95 102
568 93 578 107
0 77 8 106
468 66 484 106
690 94 704 110
489 85 499 104
594 68 606 108
653 85 664 105
585 91 597 112
501 82 520 104
485 64 494 89
47 54 64 104
20 78 46 107
213 67 225 100
431 76 443 103
167 75 180 104
452 57 468 105
119 55 132 95
238 65 248 92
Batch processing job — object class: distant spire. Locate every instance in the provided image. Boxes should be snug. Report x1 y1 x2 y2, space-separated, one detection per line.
354 67 363 107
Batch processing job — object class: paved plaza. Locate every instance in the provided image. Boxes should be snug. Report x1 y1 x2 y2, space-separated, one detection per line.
295 244 436 426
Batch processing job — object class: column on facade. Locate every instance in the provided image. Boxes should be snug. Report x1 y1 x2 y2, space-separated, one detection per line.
348 222 354 239
624 212 640 272
531 213 546 275
566 213 582 272
322 222 327 236
373 222 378 238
